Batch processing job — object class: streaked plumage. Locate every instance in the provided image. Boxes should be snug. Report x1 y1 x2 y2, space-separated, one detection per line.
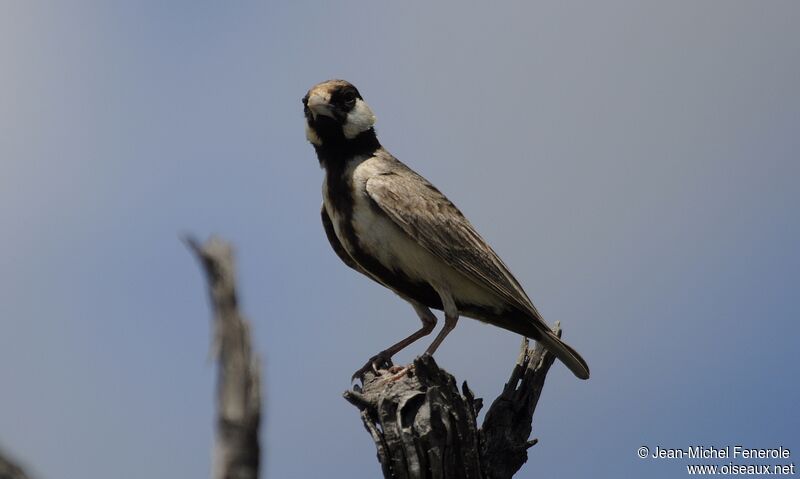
304 79 589 380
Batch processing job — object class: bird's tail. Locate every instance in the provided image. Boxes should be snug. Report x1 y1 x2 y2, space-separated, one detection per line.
534 327 590 380
503 314 589 379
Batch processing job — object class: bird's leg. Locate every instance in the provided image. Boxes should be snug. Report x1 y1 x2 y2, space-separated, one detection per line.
423 289 459 356
352 302 437 381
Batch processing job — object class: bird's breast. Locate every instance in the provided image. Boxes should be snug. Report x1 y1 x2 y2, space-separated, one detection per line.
322 158 435 281
323 157 504 315
348 159 440 280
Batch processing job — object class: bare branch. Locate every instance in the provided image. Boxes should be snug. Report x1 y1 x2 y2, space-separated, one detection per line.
480 323 561 478
0 449 33 479
187 236 262 479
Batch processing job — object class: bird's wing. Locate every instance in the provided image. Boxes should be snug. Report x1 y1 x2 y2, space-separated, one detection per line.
365 167 542 320
365 162 591 380
321 203 365 274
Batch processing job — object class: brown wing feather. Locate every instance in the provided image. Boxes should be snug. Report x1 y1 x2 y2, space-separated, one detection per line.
364 165 542 321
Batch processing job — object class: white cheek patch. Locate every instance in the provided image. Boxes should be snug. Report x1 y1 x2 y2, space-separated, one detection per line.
342 99 376 139
306 122 322 145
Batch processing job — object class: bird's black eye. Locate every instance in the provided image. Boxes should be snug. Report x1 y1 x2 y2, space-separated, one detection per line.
342 89 357 107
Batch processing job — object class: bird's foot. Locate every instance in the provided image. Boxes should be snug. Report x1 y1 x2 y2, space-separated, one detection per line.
351 352 394 383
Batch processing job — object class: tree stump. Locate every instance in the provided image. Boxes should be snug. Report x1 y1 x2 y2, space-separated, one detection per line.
345 323 563 479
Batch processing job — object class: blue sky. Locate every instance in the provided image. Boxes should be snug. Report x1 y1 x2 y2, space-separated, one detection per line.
1 2 798 478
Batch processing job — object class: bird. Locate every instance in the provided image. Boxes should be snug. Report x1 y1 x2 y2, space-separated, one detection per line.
303 79 590 381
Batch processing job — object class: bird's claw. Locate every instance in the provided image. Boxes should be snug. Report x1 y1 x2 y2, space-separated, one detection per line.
351 352 394 383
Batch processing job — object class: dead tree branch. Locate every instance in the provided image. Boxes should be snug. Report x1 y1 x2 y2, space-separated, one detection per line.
0 450 32 479
187 236 262 479
345 322 563 479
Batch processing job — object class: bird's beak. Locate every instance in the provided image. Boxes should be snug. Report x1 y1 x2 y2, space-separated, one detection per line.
306 92 334 120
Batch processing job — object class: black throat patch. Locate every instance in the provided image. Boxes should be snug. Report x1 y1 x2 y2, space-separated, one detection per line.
319 130 380 224
312 124 380 168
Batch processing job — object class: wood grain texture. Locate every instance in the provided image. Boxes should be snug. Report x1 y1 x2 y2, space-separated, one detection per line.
345 323 562 479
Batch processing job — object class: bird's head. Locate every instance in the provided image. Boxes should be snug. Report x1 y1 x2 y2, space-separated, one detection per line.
303 80 376 147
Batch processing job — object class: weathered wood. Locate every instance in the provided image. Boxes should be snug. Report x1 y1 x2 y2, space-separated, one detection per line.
187 236 262 479
345 323 563 479
0 450 32 479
